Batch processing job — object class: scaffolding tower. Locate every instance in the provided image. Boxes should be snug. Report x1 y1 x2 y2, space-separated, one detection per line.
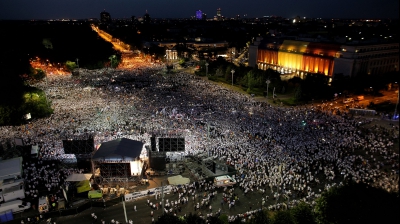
93 161 131 187
201 156 215 177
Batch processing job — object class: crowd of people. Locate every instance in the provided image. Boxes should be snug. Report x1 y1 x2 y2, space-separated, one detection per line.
0 57 398 223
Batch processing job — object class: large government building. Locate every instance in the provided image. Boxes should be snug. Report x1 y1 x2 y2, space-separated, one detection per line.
249 37 399 79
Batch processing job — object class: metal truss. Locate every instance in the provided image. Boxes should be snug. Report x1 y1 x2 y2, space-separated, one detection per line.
93 161 131 186
62 137 94 155
158 137 185 152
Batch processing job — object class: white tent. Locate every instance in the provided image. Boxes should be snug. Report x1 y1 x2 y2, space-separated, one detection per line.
167 175 190 185
65 173 93 182
31 145 38 155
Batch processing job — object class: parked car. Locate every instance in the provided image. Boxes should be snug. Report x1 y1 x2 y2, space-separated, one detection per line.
214 175 236 188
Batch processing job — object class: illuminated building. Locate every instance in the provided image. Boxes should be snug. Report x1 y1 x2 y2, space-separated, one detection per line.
249 37 399 78
334 43 399 76
196 10 202 20
166 49 178 60
143 10 151 24
100 10 111 24
216 8 221 20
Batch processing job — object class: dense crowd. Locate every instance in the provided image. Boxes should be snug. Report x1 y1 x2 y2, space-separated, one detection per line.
0 58 398 223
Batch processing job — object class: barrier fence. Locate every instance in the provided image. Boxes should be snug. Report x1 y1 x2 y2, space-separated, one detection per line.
6 184 182 223
349 108 377 116
5 197 125 224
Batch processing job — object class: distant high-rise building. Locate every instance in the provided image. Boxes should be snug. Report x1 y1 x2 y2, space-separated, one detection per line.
196 10 202 20
143 10 151 24
131 16 138 24
100 10 111 24
216 8 221 20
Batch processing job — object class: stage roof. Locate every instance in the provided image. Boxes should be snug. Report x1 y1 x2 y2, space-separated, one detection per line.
92 138 144 160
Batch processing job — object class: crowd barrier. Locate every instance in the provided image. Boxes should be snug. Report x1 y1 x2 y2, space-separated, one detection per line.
7 200 94 224
124 185 173 202
3 186 175 223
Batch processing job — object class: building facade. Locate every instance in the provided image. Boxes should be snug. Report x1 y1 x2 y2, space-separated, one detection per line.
249 37 399 78
333 43 399 77
196 10 202 20
100 11 111 24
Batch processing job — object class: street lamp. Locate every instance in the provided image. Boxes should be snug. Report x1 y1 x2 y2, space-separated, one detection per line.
205 63 209 76
122 194 128 223
273 87 276 99
394 82 399 120
44 73 50 108
231 69 235 86
266 79 271 102
144 179 166 215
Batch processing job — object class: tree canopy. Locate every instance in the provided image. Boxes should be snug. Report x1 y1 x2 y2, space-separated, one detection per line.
151 183 398 224
314 183 399 224
65 60 78 72
291 202 316 224
0 86 53 126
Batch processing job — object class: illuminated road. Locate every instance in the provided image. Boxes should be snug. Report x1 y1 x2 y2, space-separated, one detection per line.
331 90 399 111
91 25 131 53
90 24 156 70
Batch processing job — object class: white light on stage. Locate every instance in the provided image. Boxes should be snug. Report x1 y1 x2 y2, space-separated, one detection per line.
130 160 143 176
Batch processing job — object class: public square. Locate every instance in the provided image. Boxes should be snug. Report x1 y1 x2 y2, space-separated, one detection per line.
1 57 398 224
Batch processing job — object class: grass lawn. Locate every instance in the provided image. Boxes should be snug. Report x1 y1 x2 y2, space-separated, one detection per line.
206 75 304 107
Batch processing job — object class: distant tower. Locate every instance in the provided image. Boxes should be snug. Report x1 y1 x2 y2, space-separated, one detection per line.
216 8 221 20
196 10 202 20
100 10 111 24
143 10 151 24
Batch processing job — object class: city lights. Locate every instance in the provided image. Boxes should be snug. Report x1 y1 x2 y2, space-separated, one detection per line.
29 58 69 77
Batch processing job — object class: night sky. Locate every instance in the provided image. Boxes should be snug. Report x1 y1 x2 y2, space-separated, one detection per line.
0 0 398 20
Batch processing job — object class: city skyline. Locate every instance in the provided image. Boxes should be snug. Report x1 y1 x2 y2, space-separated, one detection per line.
0 0 398 20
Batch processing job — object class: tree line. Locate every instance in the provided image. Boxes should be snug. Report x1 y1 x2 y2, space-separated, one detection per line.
0 21 120 125
195 58 398 104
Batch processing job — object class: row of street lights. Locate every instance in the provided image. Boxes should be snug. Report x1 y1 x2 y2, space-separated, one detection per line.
227 69 273 103
394 82 399 120
204 63 235 87
205 63 235 87
231 69 235 86
266 79 271 103
202 65 275 106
